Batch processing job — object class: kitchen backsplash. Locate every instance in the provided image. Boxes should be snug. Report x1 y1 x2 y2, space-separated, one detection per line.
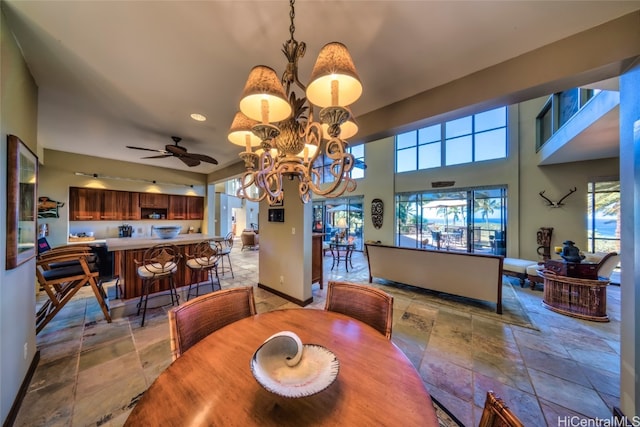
65 219 203 243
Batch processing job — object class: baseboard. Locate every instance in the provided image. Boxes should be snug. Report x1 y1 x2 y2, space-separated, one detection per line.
3 350 40 427
258 283 313 306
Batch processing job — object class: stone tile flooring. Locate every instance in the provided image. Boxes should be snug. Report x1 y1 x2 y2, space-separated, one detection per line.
16 243 621 426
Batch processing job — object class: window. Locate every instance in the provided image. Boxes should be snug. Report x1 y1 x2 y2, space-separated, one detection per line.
313 144 366 184
348 144 365 179
396 106 507 173
395 187 507 255
587 180 620 253
536 87 601 149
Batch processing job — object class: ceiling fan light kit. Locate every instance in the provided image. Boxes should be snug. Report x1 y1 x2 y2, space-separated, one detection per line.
228 0 362 204
127 136 218 168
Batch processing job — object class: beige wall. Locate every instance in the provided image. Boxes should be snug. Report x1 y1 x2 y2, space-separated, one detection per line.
258 179 312 303
0 8 39 423
518 98 619 260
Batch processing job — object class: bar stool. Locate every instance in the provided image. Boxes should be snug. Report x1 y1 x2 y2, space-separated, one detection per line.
185 239 221 300
135 243 181 326
217 232 234 278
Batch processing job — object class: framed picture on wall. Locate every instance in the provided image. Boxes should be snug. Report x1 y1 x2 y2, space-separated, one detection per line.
6 135 38 270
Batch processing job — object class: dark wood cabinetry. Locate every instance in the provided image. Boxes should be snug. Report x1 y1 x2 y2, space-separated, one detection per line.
168 195 188 220
69 187 101 220
69 187 203 221
119 191 140 220
139 193 169 209
187 196 204 220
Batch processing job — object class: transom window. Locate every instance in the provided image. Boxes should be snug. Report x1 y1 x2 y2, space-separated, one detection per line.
396 106 507 173
312 144 366 184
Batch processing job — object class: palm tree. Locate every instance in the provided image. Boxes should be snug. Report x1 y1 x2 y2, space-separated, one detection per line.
475 198 499 229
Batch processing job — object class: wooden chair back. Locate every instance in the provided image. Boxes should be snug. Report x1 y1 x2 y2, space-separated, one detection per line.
36 245 111 333
324 281 393 340
169 286 257 360
478 391 525 427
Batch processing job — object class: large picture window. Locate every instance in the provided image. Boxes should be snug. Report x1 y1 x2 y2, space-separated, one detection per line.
395 187 507 255
395 106 507 173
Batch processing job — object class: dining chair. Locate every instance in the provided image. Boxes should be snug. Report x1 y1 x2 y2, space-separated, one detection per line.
324 280 394 340
217 232 235 278
168 286 257 360
478 391 525 427
36 245 111 334
185 239 221 300
135 243 181 327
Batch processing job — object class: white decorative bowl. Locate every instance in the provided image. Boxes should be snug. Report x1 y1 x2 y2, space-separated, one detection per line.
250 331 339 398
153 225 181 239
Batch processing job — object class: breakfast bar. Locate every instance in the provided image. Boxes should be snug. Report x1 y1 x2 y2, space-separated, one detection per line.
106 233 222 299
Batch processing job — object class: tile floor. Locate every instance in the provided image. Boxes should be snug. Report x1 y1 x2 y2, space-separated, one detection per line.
16 242 621 426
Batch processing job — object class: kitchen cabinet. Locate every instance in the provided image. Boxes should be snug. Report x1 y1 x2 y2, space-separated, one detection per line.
69 187 101 220
69 187 201 221
168 195 188 220
168 195 204 220
139 193 169 209
187 196 204 220
119 191 140 220
99 190 120 220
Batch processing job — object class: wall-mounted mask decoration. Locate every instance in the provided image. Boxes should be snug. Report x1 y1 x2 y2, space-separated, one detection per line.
38 196 64 219
371 198 384 229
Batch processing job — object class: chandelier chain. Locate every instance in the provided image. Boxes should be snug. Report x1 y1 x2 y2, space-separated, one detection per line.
289 0 296 42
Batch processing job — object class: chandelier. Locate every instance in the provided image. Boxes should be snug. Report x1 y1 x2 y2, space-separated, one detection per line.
227 0 362 204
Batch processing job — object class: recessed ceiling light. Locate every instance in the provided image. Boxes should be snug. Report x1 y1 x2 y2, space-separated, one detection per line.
190 113 207 122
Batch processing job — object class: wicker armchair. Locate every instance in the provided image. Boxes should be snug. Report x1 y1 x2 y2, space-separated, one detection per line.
169 286 257 360
240 229 259 251
478 391 525 427
324 281 393 340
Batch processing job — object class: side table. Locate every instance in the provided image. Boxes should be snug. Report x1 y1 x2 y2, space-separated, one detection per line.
538 271 610 322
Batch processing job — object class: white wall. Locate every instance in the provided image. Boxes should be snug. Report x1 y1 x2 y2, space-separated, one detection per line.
1 9 39 423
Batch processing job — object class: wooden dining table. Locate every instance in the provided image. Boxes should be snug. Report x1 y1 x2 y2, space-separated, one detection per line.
125 308 440 426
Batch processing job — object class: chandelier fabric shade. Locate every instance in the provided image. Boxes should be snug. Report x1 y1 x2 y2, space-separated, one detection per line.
228 112 262 149
228 0 362 204
306 42 363 108
239 65 292 124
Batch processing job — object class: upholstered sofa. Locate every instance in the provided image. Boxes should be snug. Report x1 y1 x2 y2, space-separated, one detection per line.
240 229 259 251
365 243 504 313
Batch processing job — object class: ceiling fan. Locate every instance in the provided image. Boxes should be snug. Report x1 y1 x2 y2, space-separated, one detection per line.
126 136 218 167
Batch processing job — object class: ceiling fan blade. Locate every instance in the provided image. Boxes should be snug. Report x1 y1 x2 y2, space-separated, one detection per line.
165 144 187 155
182 152 219 165
141 154 173 159
178 156 201 167
126 145 166 153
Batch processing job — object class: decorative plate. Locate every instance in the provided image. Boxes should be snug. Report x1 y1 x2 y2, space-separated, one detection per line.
251 342 340 398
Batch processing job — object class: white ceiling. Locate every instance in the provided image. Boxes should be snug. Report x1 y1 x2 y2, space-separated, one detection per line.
4 1 638 175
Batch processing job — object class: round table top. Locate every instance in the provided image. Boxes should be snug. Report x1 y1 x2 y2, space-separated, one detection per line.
125 308 439 426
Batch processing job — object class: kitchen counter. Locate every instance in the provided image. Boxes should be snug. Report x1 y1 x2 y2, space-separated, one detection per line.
105 233 221 252
107 233 223 300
